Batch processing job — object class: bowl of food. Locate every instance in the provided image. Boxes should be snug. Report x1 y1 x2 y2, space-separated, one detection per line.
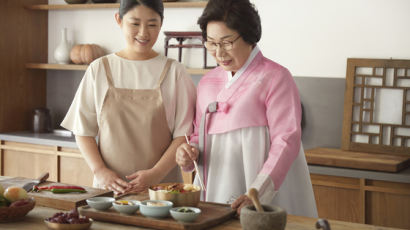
86 197 115 211
112 200 140 215
139 200 173 219
149 183 200 207
0 185 36 223
44 209 92 230
170 207 201 222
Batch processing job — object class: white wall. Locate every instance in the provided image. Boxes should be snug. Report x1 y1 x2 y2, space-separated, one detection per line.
49 0 410 78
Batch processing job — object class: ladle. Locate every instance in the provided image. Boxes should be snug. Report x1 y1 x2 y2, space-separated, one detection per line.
248 188 264 212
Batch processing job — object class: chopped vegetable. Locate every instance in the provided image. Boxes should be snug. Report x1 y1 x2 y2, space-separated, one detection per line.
177 207 194 213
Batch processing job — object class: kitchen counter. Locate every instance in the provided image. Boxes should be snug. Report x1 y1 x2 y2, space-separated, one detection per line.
0 206 401 230
1 131 410 184
0 131 77 148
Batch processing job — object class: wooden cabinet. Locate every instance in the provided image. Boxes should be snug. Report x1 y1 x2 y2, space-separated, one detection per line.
0 140 93 187
0 0 47 133
311 174 410 229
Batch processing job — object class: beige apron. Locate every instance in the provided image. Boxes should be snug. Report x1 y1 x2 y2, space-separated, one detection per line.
94 56 181 188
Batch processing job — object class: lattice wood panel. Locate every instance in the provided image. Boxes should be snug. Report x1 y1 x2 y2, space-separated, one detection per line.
342 58 410 155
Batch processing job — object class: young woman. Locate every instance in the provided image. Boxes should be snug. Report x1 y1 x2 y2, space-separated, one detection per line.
176 0 317 217
62 0 196 195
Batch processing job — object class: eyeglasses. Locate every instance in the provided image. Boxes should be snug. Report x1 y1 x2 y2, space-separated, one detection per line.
204 35 241 51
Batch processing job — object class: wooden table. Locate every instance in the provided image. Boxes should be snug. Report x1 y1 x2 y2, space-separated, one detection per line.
0 206 401 230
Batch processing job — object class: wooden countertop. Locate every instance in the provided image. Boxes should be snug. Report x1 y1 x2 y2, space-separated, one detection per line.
0 206 400 230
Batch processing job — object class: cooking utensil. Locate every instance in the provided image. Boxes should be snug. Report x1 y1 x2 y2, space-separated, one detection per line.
184 134 206 192
247 188 264 212
22 172 49 192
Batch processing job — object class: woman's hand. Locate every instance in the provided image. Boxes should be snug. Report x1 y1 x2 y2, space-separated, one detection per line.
125 169 161 193
231 194 253 216
94 167 130 195
176 143 199 171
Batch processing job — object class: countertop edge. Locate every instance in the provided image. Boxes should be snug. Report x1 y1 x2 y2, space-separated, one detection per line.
1 132 409 184
0 131 78 149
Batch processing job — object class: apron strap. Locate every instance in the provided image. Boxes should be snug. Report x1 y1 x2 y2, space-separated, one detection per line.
156 59 172 88
102 56 114 87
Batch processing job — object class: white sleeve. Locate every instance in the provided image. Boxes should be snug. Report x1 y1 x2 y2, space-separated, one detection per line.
60 66 99 137
171 64 196 138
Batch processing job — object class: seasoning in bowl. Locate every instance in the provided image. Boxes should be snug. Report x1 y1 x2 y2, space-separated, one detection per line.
112 200 140 215
44 209 92 230
170 207 201 222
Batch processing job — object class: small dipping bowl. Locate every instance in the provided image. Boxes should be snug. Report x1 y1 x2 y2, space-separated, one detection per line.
86 197 115 211
170 207 201 222
112 200 140 215
240 205 287 230
139 200 173 219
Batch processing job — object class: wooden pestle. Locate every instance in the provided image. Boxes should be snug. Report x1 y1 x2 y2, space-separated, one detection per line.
248 188 264 212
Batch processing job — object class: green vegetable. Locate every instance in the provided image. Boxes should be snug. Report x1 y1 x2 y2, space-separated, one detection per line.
51 188 87 194
168 190 180 194
177 208 194 213
0 196 10 207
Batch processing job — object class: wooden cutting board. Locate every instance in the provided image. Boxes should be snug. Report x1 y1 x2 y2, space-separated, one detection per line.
305 148 410 172
79 193 235 230
0 177 113 210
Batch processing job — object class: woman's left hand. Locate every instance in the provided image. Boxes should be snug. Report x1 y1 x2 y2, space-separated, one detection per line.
125 169 161 193
231 194 253 216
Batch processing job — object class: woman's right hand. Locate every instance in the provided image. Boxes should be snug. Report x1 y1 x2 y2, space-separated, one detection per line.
94 167 130 195
176 143 199 171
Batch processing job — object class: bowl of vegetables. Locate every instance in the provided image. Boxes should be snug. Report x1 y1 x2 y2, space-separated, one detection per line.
170 207 201 222
149 183 200 207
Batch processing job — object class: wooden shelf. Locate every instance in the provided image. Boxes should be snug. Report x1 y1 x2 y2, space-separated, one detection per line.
26 63 210 75
26 1 207 10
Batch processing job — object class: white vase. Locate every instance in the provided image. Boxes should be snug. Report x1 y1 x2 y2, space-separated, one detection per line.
54 28 71 64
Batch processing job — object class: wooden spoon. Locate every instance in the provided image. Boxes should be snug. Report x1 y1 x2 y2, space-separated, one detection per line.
248 188 264 212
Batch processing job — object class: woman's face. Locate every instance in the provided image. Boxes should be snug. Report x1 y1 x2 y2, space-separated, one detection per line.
206 21 253 73
116 5 162 58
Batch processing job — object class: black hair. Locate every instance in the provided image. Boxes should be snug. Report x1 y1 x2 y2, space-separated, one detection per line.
119 0 164 22
197 0 261 45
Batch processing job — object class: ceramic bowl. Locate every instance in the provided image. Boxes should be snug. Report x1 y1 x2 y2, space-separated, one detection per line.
44 219 92 230
112 200 140 215
170 207 201 222
86 197 115 211
149 183 200 207
139 200 173 219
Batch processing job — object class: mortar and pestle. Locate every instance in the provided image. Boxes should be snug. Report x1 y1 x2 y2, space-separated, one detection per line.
240 188 287 230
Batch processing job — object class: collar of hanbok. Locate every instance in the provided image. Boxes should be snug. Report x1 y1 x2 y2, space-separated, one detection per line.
225 45 260 88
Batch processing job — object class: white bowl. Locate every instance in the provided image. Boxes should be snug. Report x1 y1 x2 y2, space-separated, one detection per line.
112 200 140 215
139 200 173 219
86 197 115 211
170 207 201 222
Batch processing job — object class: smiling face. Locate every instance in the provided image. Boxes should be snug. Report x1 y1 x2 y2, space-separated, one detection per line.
116 5 162 60
206 21 253 73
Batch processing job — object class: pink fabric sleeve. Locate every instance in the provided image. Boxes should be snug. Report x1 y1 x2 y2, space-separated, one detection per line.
260 67 302 190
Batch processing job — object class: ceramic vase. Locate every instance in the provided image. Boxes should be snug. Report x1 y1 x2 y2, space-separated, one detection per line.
54 28 71 64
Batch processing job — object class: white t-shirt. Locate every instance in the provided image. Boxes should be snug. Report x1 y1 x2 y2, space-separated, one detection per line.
61 53 196 138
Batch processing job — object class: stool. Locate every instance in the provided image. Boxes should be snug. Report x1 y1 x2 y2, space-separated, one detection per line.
164 31 212 69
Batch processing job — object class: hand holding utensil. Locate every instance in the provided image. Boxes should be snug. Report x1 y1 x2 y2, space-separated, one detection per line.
184 134 206 192
248 188 264 212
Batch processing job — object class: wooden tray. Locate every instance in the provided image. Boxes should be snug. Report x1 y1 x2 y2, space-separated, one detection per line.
79 201 236 230
0 177 113 210
305 147 410 172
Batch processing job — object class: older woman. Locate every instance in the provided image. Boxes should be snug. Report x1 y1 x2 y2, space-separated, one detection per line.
176 0 317 217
